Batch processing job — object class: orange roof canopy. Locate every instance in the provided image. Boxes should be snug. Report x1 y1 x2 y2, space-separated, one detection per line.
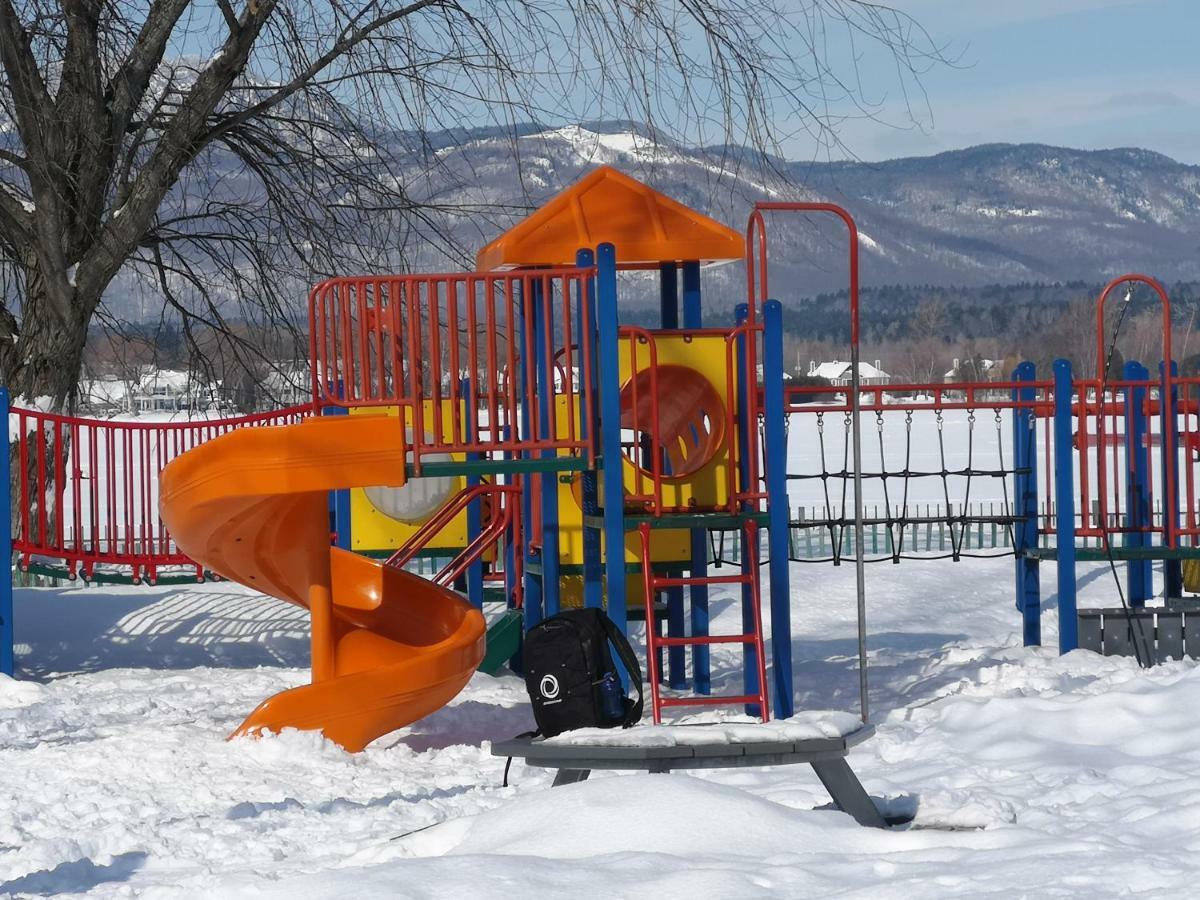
475 165 744 271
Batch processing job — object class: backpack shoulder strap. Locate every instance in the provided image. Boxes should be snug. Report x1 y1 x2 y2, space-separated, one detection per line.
599 613 644 727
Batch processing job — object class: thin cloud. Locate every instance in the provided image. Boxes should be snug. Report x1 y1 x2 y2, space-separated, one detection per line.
1102 90 1189 109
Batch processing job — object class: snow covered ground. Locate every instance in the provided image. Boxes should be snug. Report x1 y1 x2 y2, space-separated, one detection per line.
5 554 1200 898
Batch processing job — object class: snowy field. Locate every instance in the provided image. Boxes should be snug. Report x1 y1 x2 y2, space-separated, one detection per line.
5 552 1200 898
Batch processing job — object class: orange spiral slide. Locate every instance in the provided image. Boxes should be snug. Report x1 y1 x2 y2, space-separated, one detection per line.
158 414 486 752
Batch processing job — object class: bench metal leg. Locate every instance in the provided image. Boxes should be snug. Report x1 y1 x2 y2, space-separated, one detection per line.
810 758 887 828
552 768 591 787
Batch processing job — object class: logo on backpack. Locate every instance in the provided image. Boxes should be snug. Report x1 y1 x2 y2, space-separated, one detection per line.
539 674 560 700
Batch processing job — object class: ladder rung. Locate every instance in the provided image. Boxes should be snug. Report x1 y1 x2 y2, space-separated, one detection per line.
651 573 751 588
654 634 758 647
660 695 763 708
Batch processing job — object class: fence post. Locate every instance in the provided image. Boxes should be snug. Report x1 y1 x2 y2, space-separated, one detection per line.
1125 361 1151 606
1 387 11 676
1013 361 1041 646
1053 359 1078 653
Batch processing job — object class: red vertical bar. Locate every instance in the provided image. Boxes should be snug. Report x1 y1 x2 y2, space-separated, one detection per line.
429 278 444 445
17 413 28 549
355 280 370 401
71 422 82 553
502 277 518 443
89 424 99 560
54 419 65 552
339 281 354 403
36 420 47 549
447 278 463 447
465 276 481 445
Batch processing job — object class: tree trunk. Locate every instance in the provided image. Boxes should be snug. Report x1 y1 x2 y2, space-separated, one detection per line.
3 271 94 557
2 269 93 413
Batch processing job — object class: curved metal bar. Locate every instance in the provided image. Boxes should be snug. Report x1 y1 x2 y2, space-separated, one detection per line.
1094 273 1176 547
746 201 869 723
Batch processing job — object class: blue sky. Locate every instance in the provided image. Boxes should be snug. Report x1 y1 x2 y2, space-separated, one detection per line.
830 0 1200 163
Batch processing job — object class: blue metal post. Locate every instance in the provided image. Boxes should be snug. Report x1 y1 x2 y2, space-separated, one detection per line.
534 278 562 618
517 281 543 631
762 300 793 716
0 387 12 676
1125 361 1151 606
577 249 604 610
682 261 710 693
734 303 761 714
597 243 628 636
1012 361 1041 646
658 262 686 688
1053 359 1079 653
1161 360 1183 598
462 375 484 609
322 398 352 550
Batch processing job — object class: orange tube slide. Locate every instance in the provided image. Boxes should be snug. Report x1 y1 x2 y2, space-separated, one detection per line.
159 414 486 751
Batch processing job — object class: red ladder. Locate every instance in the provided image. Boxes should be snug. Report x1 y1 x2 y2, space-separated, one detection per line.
637 520 770 724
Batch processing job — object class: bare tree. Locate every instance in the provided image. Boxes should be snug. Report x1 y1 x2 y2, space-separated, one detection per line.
0 1 948 413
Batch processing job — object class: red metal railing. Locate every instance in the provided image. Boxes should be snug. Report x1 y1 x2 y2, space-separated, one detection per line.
309 268 596 472
385 483 523 601
11 404 312 583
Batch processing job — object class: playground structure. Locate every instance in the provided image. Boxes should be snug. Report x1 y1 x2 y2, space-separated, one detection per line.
1 165 1198 747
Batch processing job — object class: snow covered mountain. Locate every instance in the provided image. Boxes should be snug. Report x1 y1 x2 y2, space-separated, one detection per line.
411 125 1200 298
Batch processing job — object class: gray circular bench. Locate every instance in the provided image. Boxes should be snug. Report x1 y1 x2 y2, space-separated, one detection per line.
492 723 887 828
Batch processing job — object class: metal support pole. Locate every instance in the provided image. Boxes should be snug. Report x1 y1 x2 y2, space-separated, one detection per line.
577 249 604 610
1125 360 1151 606
534 278 561 618
1161 360 1183 598
597 244 628 636
682 261 710 693
517 281 542 631
322 393 352 550
762 300 793 716
0 387 12 676
1013 361 1041 646
1053 359 1079 653
658 261 686 688
734 303 761 716
463 375 484 609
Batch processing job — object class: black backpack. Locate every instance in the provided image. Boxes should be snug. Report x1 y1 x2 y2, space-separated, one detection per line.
521 608 644 737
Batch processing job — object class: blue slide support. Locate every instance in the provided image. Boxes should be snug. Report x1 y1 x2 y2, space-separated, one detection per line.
462 375 484 609
1053 359 1079 653
682 261 710 693
734 303 762 715
659 262 687 689
1124 361 1151 606
533 278 561 618
517 280 543 631
596 243 628 636
1 387 13 676
576 249 604 610
1161 360 1183 598
322 399 352 550
1012 361 1042 646
762 299 794 716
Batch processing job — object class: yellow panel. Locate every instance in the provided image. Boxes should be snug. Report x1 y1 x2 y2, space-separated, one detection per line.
348 402 473 553
554 332 734 570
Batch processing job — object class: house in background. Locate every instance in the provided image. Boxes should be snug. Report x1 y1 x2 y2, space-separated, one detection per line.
942 357 1002 384
807 359 892 387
